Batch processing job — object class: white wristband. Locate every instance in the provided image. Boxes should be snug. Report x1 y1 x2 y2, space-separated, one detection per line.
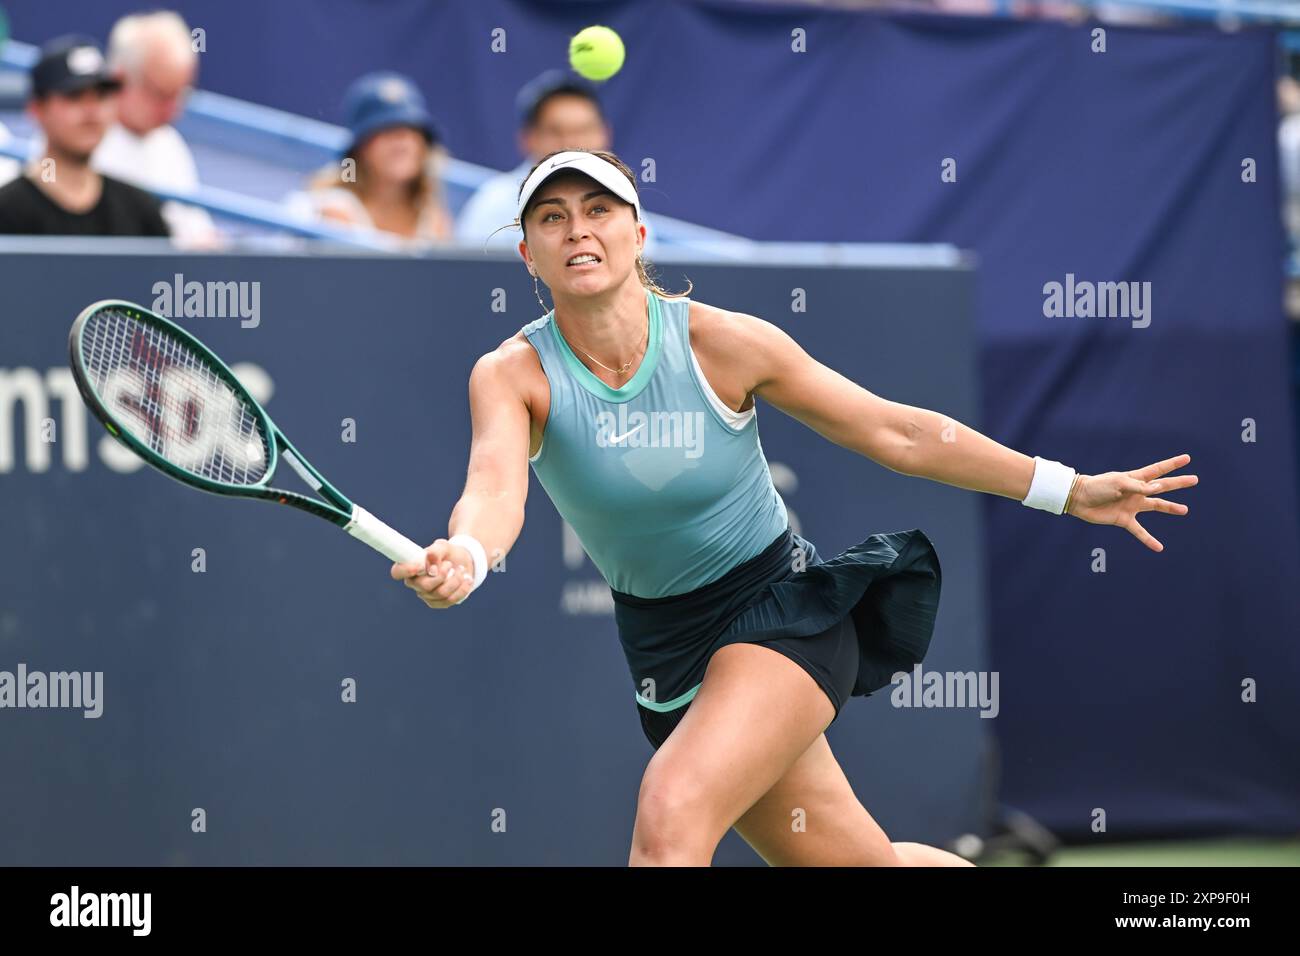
447 534 489 592
1022 456 1077 515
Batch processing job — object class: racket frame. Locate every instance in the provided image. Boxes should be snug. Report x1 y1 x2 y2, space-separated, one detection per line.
68 298 357 529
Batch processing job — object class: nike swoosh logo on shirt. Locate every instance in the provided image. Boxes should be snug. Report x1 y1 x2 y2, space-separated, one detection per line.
607 423 645 444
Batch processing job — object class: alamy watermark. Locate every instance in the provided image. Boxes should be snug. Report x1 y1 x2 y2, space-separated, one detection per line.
890 664 999 718
594 408 705 458
1042 273 1151 328
50 886 150 935
0 663 103 718
152 273 261 328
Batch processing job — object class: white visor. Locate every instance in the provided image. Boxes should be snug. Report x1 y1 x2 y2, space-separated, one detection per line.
516 151 641 223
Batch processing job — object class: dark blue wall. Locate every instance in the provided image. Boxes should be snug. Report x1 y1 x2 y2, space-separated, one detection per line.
0 247 988 864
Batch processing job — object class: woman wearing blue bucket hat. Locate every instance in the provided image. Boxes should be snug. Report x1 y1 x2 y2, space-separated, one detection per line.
295 71 451 243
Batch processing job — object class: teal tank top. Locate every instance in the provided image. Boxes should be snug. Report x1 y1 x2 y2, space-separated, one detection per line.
522 288 789 598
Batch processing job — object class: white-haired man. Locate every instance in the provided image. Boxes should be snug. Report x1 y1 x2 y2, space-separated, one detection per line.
93 10 219 246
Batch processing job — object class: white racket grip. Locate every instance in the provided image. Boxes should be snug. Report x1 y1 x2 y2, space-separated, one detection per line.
344 504 427 564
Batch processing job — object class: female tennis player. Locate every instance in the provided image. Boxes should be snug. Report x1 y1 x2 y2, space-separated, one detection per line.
390 148 1197 867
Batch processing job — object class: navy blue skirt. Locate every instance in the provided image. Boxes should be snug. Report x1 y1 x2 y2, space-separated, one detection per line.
611 525 942 726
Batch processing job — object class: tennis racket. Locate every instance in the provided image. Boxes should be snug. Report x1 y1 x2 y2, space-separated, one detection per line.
68 299 428 565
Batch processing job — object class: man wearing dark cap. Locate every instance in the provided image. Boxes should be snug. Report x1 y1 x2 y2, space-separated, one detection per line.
457 69 654 252
0 35 169 237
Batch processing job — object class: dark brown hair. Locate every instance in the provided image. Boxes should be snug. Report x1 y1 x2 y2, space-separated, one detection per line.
503 148 692 299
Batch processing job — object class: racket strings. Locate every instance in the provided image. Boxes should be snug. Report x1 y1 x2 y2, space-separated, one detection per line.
81 308 271 485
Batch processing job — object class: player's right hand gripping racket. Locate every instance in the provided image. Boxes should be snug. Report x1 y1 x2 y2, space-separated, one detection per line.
68 299 428 565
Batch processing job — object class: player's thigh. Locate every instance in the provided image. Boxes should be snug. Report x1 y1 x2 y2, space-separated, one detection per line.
732 733 900 866
635 642 836 841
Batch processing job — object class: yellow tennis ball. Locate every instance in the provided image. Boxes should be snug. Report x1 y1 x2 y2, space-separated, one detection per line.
569 25 625 82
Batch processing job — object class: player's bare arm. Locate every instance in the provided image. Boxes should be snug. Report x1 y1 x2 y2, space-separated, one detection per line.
390 338 535 607
696 306 1197 552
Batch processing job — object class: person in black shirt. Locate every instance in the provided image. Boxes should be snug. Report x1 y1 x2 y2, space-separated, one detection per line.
0 35 168 237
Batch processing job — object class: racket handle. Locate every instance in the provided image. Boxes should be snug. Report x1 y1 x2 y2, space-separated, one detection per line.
344 504 428 564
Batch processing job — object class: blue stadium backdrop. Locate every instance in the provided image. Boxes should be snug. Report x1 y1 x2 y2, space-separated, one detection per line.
4 0 1298 852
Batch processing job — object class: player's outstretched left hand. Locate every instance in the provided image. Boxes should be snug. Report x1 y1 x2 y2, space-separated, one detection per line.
1066 453 1198 553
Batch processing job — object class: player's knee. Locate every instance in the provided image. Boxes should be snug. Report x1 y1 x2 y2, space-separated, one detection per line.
881 841 913 866
633 763 722 857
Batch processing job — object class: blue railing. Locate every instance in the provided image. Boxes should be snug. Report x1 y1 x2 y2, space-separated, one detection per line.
0 138 968 265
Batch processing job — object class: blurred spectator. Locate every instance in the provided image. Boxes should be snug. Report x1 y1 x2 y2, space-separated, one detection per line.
1009 1 1087 21
288 72 452 244
930 0 999 14
0 5 16 187
1279 76 1300 248
0 120 19 187
919 0 1168 22
92 11 218 247
0 36 167 237
1089 3 1170 25
457 70 607 249
456 69 658 255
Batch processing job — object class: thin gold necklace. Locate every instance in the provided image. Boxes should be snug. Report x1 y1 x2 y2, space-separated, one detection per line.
564 312 649 376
